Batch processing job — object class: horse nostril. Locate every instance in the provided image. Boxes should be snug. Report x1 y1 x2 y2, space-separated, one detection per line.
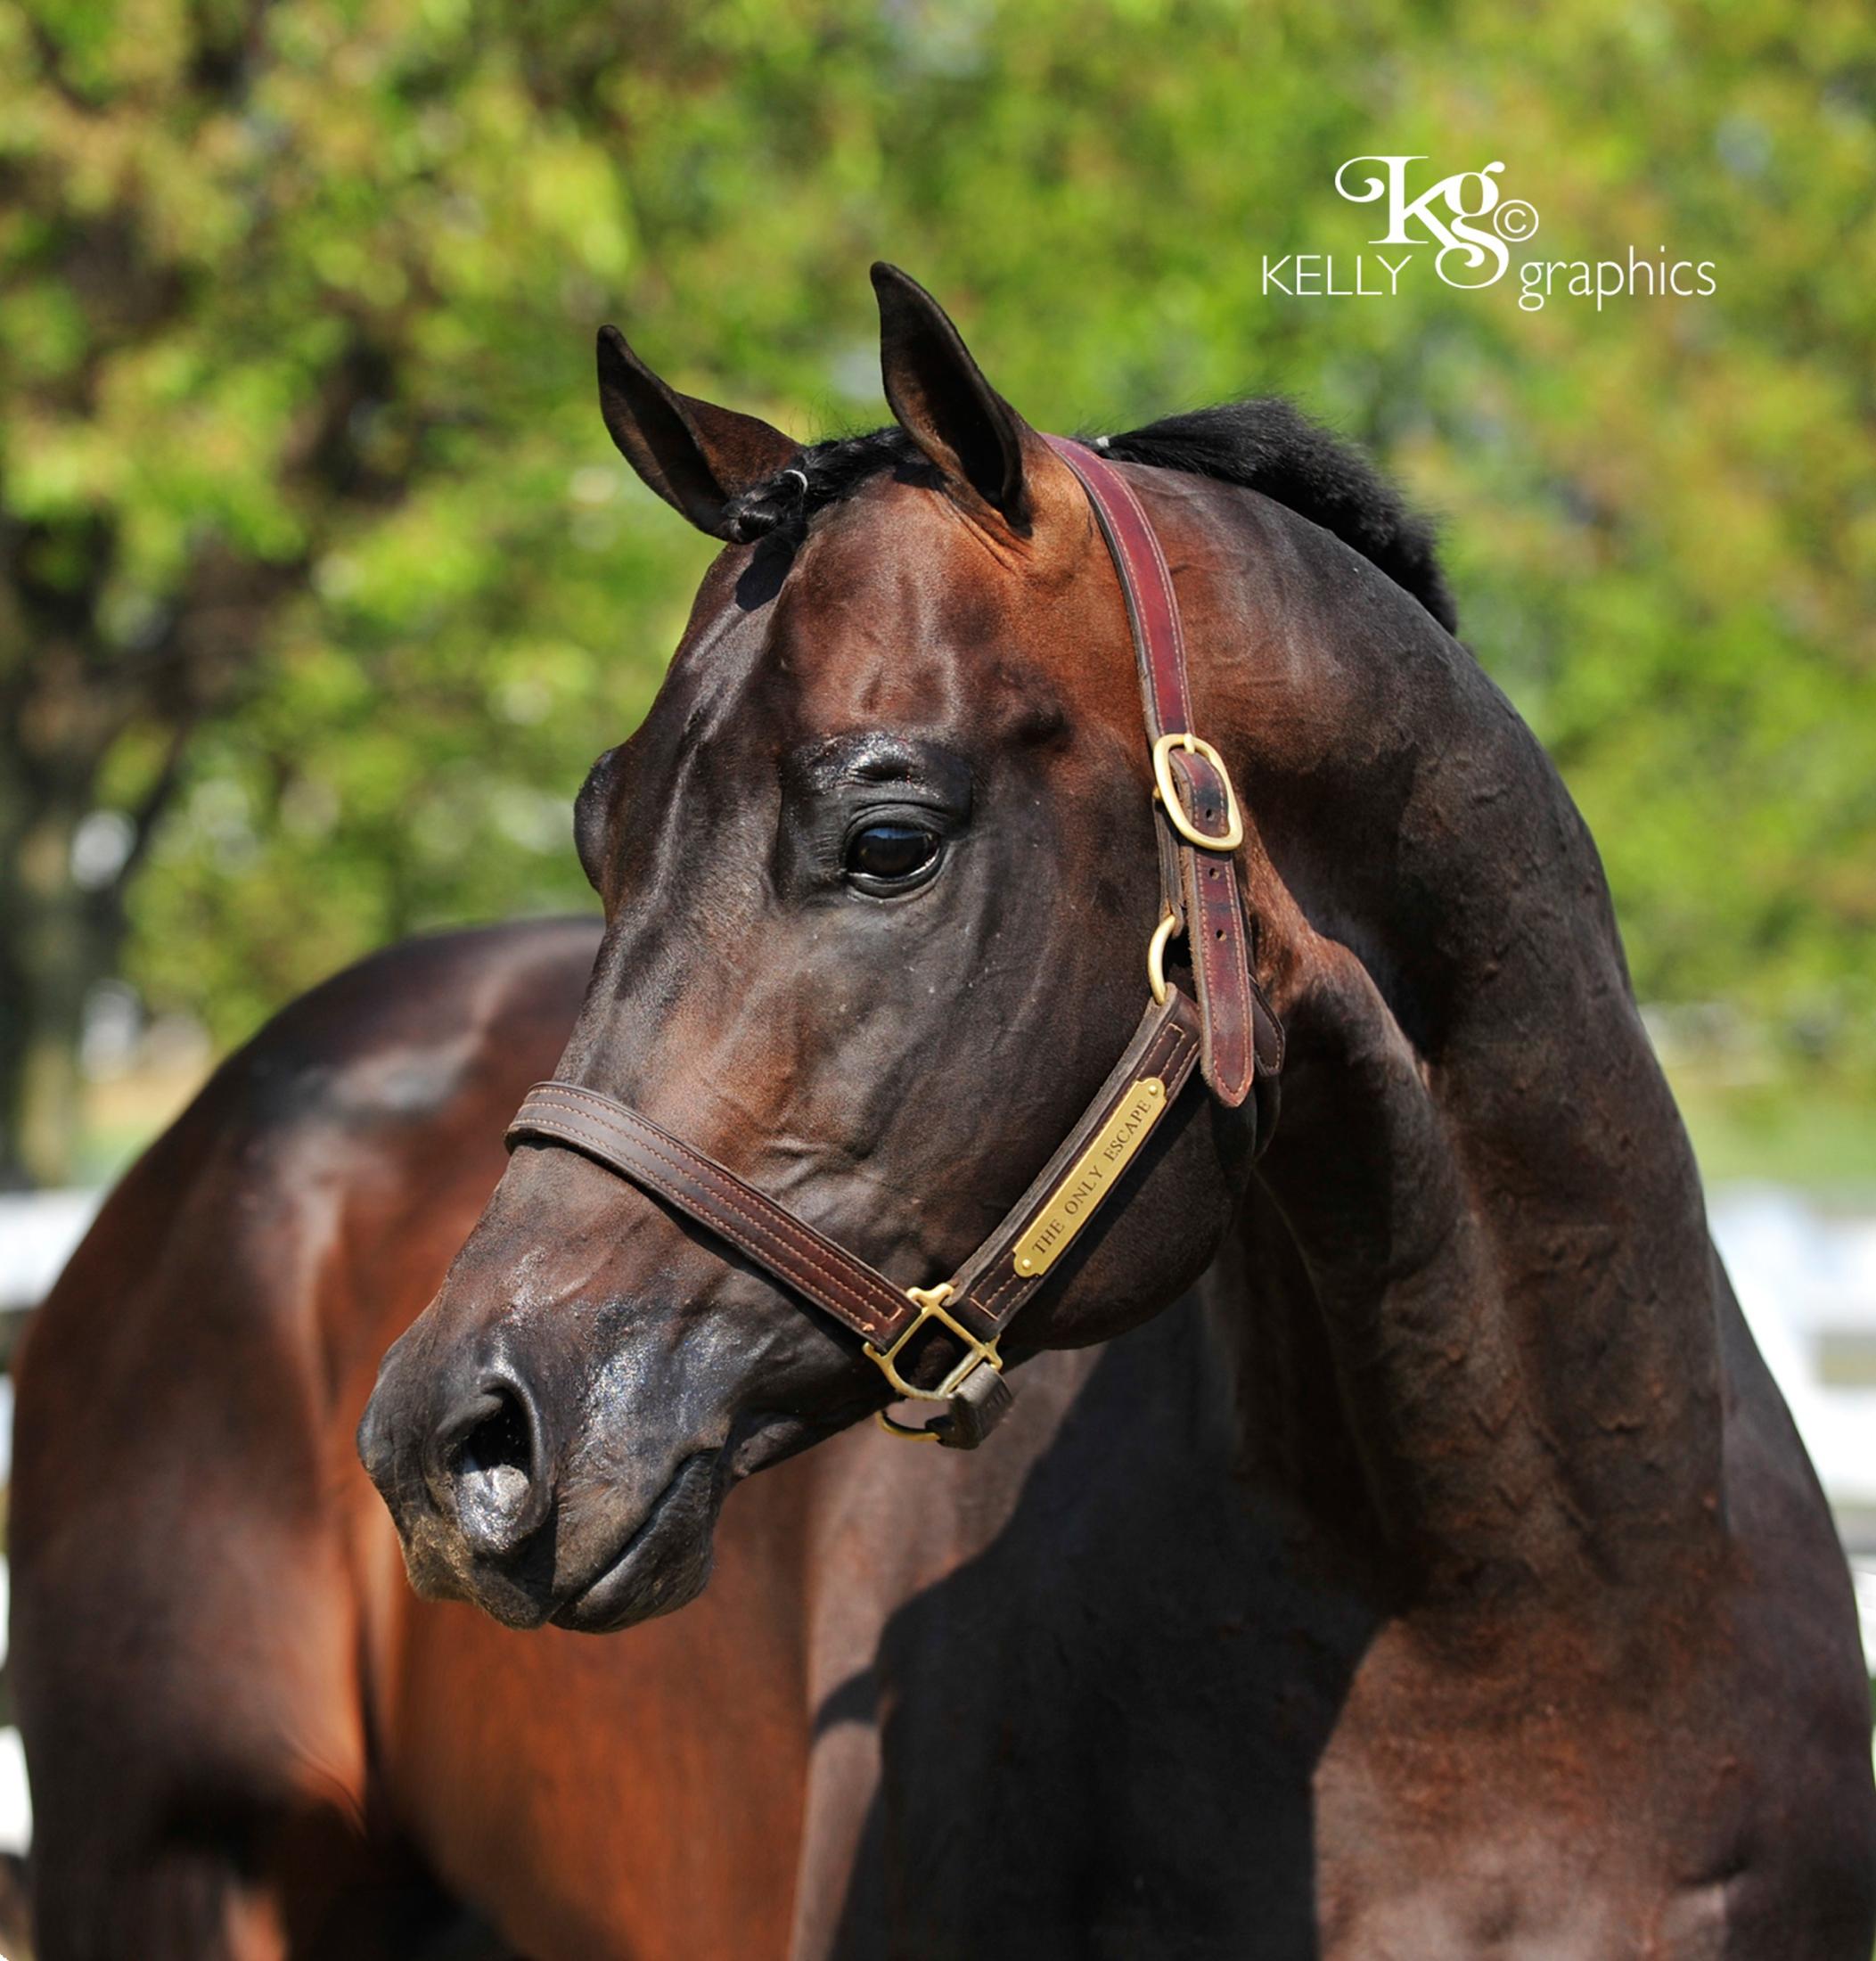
457 1391 531 1501
438 1379 549 1556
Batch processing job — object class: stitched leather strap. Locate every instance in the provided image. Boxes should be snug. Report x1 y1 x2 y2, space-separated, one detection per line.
508 989 1204 1361
942 989 1202 1342
1044 436 1262 1107
506 1081 913 1345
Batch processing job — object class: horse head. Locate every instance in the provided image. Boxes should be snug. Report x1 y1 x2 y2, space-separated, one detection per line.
359 263 1666 1635
356 267 1298 1626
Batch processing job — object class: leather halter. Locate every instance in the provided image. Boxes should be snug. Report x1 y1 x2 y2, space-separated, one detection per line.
505 439 1282 1446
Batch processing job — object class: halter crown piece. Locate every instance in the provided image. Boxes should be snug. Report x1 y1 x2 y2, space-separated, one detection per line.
505 439 1283 1446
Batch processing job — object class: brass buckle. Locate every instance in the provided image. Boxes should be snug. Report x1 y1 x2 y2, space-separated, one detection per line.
868 1283 1003 1442
1151 732 1243 851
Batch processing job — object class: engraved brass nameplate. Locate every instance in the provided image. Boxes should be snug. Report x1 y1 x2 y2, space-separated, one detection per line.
1013 1077 1167 1278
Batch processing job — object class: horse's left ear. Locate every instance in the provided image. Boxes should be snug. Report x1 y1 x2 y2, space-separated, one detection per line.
872 263 1042 534
595 324 801 540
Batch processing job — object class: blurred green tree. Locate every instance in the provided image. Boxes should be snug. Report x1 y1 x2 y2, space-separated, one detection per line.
2 0 1872 1183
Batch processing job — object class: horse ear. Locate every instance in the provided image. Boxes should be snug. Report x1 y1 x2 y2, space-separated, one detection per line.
595 325 800 540
871 263 1035 533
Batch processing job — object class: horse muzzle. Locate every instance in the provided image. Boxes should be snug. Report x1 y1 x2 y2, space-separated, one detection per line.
356 1315 725 1632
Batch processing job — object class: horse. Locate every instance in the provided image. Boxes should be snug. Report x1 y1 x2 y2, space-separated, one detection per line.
12 916 829 1960
14 941 1328 1957
361 264 1876 1957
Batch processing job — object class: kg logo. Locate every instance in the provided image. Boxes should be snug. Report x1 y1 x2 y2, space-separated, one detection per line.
1261 154 1713 312
1332 155 1537 289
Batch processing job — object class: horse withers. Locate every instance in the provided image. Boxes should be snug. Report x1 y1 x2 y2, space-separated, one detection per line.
362 266 1876 1956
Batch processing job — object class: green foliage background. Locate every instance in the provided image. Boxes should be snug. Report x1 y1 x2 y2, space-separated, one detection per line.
4 0 1873 1153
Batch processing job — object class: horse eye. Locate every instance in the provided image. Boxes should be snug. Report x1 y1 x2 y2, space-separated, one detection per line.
843 821 940 888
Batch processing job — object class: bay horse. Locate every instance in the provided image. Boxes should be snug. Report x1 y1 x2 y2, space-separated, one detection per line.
362 265 1876 1955
14 925 1307 1944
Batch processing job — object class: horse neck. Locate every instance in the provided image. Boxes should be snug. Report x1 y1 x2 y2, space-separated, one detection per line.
1184 486 1724 1604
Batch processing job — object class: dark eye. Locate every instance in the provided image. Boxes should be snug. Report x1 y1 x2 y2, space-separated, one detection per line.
843 820 941 890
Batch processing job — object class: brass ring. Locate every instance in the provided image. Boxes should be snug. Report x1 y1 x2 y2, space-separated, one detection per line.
1147 910 1179 1005
875 1409 943 1442
864 1283 1002 1406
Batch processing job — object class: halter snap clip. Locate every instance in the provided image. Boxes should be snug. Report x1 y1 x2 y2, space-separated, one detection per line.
868 1283 1005 1441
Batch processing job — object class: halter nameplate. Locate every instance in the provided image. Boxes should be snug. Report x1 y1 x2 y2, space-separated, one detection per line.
1013 1076 1167 1278
505 439 1282 1447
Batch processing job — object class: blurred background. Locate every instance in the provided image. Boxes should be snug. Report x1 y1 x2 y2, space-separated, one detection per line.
0 0 1872 1854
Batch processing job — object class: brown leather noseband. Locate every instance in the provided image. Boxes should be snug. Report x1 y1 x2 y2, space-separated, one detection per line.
505 439 1282 1446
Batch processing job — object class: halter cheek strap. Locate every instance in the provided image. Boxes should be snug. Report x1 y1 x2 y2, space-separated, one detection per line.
1045 436 1270 1106
505 439 1282 1447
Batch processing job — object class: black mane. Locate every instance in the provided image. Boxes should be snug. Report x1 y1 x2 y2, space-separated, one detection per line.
720 400 1456 633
